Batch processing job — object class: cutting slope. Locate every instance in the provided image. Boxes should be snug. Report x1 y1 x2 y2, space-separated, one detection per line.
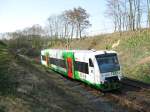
51 30 150 83
0 41 130 112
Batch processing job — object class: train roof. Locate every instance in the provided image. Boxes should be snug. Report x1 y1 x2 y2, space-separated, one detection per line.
41 49 117 55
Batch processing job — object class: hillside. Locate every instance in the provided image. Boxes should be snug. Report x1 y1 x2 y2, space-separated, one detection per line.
1 34 150 112
51 30 150 84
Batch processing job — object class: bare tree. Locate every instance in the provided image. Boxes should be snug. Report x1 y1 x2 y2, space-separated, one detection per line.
136 0 141 29
46 7 90 41
128 0 134 30
106 0 122 32
73 7 91 38
63 7 91 39
64 10 76 39
147 0 150 27
106 0 143 32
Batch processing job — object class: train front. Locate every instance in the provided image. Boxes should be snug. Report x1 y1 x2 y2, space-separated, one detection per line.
95 51 122 91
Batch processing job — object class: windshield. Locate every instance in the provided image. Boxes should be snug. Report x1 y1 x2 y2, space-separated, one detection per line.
95 53 120 73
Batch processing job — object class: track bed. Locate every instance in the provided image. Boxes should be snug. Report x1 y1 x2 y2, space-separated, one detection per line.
14 55 135 112
16 55 150 112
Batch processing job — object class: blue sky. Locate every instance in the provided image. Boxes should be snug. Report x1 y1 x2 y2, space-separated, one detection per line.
0 0 113 34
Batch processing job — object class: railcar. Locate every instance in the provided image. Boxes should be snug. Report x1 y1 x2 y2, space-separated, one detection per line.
41 49 122 91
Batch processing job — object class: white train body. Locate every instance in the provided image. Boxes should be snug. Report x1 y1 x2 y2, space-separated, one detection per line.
41 49 122 91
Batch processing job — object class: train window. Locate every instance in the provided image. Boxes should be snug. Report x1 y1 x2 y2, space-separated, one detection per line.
59 59 66 68
89 59 94 67
42 55 46 61
49 57 66 68
95 53 120 73
75 61 89 74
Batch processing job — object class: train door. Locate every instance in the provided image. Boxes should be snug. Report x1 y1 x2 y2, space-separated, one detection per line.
63 52 74 79
89 58 94 77
46 56 48 66
67 57 73 78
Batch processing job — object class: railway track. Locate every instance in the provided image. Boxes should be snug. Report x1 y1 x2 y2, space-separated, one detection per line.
17 55 150 112
51 73 149 112
44 70 150 112
33 56 150 90
121 77 150 90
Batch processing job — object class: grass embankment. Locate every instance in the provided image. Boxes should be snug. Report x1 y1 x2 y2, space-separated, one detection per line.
1 41 90 112
51 30 150 84
0 41 18 95
0 41 18 112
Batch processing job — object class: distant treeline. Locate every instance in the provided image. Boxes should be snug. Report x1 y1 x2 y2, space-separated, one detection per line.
0 7 90 54
2 1 150 55
2 6 90 40
106 0 150 32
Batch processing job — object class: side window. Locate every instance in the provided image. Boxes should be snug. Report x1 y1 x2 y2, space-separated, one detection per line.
89 58 94 67
49 57 66 68
75 61 89 74
42 55 46 61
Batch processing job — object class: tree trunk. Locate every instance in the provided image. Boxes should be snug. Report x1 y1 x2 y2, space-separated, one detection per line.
71 24 74 40
79 24 82 38
147 0 150 28
129 0 134 30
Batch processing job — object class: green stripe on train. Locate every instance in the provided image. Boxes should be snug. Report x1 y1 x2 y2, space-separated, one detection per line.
62 51 77 79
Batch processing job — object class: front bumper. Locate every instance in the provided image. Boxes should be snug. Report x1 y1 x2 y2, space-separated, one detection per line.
100 76 121 91
100 82 121 91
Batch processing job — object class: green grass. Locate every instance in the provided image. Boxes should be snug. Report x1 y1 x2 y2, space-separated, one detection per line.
0 41 18 95
125 63 150 84
116 31 150 83
0 42 20 112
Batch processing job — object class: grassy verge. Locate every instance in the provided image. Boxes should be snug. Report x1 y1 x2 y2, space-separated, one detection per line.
0 41 19 112
125 63 150 84
0 42 18 96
